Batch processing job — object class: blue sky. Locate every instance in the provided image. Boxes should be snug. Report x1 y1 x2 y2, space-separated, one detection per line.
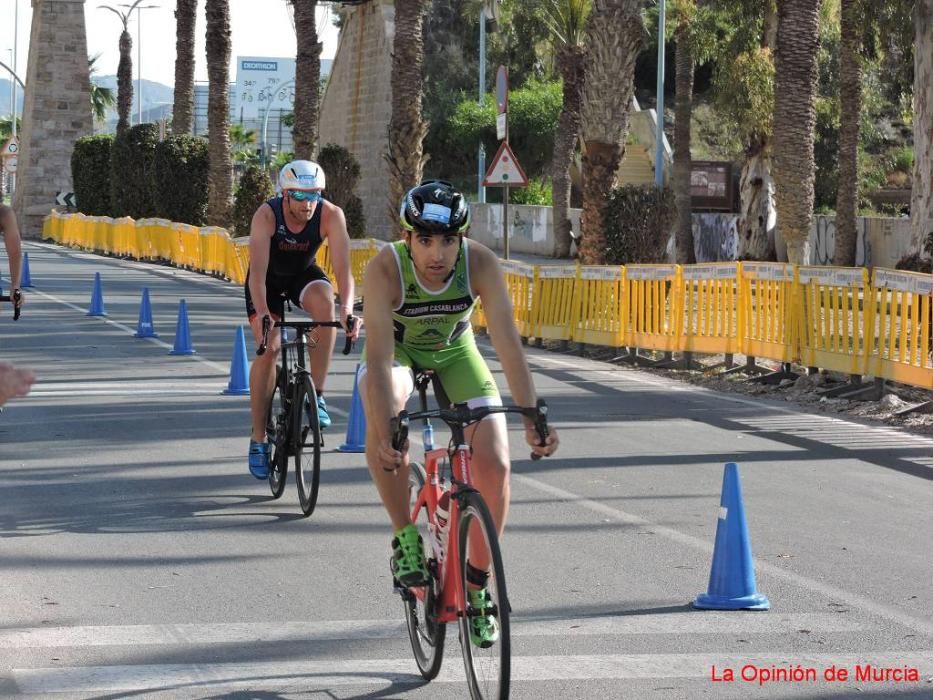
3 0 339 88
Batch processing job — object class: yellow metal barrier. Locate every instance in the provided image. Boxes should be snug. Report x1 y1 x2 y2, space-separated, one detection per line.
573 265 627 347
499 260 536 338
234 237 251 283
626 264 681 352
173 223 201 269
797 266 871 375
680 264 740 355
869 269 933 389
739 262 796 363
349 239 377 289
532 264 578 342
135 218 154 260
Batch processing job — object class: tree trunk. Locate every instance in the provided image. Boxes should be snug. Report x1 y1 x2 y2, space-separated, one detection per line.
172 0 197 135
579 0 646 264
206 0 233 228
772 0 822 265
292 0 320 160
551 46 586 258
579 141 624 264
737 134 776 260
910 0 933 255
833 0 861 267
386 0 430 238
117 29 133 135
673 14 695 264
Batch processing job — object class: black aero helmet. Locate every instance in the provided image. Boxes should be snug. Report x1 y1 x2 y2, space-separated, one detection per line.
399 180 471 234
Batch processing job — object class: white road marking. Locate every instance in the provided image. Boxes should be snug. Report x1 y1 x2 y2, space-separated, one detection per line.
12 652 933 693
0 612 860 649
520 353 933 638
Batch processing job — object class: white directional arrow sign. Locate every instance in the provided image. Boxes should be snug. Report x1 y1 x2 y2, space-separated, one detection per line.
55 191 76 208
482 141 528 187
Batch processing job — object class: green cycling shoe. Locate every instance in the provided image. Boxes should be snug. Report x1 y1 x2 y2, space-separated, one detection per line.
390 523 429 588
468 586 499 648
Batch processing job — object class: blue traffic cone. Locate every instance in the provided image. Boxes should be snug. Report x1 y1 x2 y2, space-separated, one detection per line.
338 364 367 452
87 272 107 316
694 463 770 610
134 288 158 338
168 299 196 355
223 326 251 395
21 253 33 288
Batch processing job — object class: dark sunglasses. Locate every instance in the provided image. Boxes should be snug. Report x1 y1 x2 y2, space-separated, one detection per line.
288 190 322 202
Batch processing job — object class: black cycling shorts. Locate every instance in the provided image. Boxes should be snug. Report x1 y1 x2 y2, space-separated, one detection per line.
245 263 331 320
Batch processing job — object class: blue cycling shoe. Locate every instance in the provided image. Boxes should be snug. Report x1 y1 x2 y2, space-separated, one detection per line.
307 394 332 429
248 439 270 479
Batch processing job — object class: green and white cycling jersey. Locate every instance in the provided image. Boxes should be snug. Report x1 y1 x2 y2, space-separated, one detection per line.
389 239 475 350
361 239 500 404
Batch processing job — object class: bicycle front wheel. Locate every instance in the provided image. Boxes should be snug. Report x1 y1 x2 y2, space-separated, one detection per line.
294 375 321 516
458 491 510 700
266 366 289 499
404 462 445 679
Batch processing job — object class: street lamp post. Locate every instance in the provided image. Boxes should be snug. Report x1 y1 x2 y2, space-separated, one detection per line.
122 3 159 125
654 0 666 187
11 0 18 140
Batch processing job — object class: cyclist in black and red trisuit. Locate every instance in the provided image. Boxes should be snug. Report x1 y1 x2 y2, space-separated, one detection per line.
244 160 361 478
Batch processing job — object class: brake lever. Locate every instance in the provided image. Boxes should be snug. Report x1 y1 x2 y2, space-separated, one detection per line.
256 315 272 356
342 314 356 355
529 398 549 461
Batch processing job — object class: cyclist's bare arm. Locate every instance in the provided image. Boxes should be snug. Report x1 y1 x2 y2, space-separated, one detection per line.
0 205 23 298
362 249 406 468
470 241 559 457
320 202 359 338
248 203 275 321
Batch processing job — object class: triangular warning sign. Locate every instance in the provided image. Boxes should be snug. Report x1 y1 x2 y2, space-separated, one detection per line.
482 141 528 187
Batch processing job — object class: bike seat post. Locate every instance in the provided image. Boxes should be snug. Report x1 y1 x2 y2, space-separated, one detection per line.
414 369 435 450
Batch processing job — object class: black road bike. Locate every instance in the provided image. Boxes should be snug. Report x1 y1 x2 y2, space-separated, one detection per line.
0 291 22 320
257 305 355 516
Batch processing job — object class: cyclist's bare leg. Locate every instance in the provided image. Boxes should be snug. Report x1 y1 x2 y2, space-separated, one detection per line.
463 415 510 576
248 314 280 442
300 281 336 392
360 366 415 530
0 362 35 406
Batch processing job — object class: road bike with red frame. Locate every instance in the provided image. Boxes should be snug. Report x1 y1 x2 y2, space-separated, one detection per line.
390 369 549 700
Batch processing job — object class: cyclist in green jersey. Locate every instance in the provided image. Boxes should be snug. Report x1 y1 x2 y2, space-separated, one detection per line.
359 180 559 646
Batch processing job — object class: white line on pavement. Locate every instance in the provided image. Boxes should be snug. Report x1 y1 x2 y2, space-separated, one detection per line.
519 353 933 638
0 612 860 649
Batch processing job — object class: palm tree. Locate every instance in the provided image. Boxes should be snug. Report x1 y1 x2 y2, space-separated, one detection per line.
99 1 144 134
172 0 197 135
672 0 697 264
833 0 861 266
230 123 258 164
910 0 933 255
543 0 591 258
772 0 823 265
88 55 116 126
206 0 233 227
577 0 646 264
290 0 321 160
386 0 430 237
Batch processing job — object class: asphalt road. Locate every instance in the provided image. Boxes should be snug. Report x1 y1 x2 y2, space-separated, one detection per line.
1 242 932 699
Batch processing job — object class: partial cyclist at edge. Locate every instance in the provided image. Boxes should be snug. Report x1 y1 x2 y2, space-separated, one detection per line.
245 159 361 479
359 179 559 646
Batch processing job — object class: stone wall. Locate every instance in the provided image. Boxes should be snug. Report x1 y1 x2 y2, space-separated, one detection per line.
13 0 93 238
469 203 581 257
318 1 395 241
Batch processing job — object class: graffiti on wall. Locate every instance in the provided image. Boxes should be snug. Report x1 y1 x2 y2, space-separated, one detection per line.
692 214 739 262
811 216 871 266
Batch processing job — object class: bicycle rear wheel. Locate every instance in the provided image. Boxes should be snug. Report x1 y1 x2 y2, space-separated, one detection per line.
458 491 510 700
294 375 321 516
404 462 445 679
266 366 289 499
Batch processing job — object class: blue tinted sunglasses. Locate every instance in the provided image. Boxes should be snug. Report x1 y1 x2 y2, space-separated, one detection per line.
288 190 322 202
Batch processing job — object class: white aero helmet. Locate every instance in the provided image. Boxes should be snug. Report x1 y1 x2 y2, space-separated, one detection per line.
278 160 326 192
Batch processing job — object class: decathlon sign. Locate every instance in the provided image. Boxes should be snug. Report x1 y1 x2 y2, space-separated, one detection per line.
235 55 296 120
